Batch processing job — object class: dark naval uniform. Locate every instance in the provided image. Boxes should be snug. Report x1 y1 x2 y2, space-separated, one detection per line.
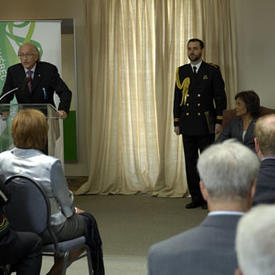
173 61 227 205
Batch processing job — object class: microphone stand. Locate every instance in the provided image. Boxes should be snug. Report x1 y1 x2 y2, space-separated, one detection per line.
0 88 18 102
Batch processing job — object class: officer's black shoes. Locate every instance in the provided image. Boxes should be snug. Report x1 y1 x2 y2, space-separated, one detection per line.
185 201 201 209
185 201 208 209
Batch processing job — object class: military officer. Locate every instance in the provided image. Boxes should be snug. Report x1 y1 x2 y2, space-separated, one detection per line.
174 38 227 209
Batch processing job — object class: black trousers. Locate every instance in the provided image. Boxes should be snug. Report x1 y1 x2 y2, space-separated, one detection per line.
81 212 105 275
0 231 42 275
45 213 105 275
182 134 215 203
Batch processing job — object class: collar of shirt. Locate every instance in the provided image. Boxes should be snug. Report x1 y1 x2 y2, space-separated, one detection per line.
190 60 202 72
24 64 36 78
208 211 244 216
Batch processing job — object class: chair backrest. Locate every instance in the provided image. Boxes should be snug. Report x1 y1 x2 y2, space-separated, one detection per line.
222 106 275 129
3 175 50 235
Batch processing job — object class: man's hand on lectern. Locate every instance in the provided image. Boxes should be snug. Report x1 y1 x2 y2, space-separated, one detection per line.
58 110 68 119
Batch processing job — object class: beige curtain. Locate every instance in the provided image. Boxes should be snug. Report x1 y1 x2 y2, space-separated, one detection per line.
76 0 237 196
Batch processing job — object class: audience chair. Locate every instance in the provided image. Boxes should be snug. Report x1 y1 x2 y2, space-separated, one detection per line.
3 175 93 275
222 106 275 129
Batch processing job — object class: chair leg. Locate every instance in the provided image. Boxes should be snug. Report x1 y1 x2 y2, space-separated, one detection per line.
85 246 94 275
61 252 70 275
46 256 66 275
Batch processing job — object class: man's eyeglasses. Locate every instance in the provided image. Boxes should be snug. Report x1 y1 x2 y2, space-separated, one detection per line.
18 53 35 58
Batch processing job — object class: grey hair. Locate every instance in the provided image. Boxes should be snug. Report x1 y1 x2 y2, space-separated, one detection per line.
236 204 275 275
197 139 259 199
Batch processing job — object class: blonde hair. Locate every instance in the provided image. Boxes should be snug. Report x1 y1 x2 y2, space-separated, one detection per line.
11 109 48 150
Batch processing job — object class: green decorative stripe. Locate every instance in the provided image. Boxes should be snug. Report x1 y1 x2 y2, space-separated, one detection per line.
64 110 77 162
0 21 43 151
0 216 9 232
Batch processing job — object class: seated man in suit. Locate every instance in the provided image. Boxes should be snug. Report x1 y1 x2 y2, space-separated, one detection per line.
148 140 259 275
253 114 275 205
0 181 42 275
0 42 71 119
235 204 275 275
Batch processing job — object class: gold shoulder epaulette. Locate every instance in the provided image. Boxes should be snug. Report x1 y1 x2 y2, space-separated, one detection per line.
207 62 220 69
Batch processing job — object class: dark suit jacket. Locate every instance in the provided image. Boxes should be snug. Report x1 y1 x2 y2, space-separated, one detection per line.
1 61 72 113
216 117 256 152
0 210 15 247
0 183 15 247
148 214 241 275
253 158 275 205
173 61 227 136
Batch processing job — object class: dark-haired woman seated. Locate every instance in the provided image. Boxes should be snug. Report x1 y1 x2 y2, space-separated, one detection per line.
216 90 260 151
0 109 104 275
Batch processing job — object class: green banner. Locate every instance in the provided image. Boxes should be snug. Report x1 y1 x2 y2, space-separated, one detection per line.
0 21 43 90
0 21 43 151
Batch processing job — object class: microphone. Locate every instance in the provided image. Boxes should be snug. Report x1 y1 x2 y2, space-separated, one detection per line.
0 78 27 103
0 87 19 102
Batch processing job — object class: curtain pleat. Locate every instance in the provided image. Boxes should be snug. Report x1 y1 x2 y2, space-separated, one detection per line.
76 0 237 197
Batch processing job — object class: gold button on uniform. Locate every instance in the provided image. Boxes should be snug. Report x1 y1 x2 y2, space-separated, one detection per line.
197 103 200 106
197 94 200 97
186 112 189 116
186 103 189 106
198 112 200 116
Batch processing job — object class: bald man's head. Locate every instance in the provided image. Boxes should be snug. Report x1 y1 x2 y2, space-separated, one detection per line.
18 43 40 69
254 114 275 157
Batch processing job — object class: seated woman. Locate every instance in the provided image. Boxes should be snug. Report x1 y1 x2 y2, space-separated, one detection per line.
0 109 104 275
216 90 260 151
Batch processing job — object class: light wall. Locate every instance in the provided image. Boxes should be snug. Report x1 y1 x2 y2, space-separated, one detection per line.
0 0 89 176
233 0 275 108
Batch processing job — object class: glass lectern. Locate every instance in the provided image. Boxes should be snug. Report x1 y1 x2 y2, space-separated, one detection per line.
0 104 63 160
